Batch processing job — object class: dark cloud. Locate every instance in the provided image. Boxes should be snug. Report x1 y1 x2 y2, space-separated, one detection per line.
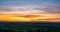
0 8 15 11
33 5 60 14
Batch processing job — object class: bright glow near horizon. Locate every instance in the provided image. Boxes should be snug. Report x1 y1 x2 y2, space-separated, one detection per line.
0 0 60 22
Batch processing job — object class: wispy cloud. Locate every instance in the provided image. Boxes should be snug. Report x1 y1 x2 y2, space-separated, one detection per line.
0 0 60 21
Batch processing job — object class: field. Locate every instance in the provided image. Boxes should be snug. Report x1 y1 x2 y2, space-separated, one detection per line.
0 22 60 32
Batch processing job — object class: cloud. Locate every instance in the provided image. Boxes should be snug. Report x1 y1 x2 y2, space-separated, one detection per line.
0 0 60 15
33 2 60 14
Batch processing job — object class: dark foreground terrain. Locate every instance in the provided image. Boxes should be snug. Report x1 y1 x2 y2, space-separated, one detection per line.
0 21 60 32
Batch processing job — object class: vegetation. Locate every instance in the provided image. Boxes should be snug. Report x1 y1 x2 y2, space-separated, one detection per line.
0 22 60 32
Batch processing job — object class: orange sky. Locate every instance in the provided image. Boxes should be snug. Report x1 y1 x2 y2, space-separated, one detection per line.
0 0 60 22
0 14 60 22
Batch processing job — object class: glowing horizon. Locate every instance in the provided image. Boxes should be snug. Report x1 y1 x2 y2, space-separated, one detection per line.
0 14 60 22
0 0 60 22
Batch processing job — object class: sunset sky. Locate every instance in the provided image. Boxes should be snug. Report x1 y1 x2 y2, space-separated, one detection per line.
0 0 60 22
